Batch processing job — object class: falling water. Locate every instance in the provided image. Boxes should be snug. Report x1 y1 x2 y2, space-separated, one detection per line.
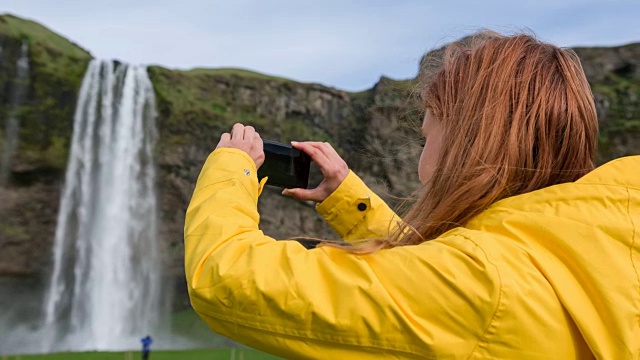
0 41 29 186
43 59 163 351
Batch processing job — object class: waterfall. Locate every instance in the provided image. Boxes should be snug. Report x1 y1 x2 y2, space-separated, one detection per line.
0 41 29 186
43 59 163 351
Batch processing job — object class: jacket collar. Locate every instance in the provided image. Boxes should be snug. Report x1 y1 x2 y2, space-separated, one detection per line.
576 155 640 189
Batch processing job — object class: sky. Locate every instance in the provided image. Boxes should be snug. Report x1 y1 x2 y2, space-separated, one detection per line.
2 0 639 91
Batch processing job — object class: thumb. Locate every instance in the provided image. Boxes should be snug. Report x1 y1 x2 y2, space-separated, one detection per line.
282 188 323 202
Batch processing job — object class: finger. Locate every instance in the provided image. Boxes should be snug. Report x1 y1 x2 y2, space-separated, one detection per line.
321 143 342 159
282 187 323 202
216 132 231 148
315 142 349 176
296 141 342 161
255 132 263 147
244 125 256 140
318 142 343 162
254 133 265 167
231 123 245 140
293 141 329 149
291 142 332 169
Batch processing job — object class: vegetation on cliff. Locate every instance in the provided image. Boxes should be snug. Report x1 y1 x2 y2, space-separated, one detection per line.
0 14 91 174
574 43 640 162
149 66 337 150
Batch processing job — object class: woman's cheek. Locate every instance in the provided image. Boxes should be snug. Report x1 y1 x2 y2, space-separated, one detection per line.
418 145 428 184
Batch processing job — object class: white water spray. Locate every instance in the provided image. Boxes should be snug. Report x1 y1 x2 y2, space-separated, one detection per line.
43 59 163 351
0 41 29 186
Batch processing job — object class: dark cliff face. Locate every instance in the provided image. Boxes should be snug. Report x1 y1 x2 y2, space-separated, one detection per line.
0 14 639 305
573 44 640 161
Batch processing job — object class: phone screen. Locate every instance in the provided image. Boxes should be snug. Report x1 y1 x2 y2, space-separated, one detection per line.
258 140 311 189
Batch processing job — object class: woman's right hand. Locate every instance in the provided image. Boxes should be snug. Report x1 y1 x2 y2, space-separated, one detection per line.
281 141 349 203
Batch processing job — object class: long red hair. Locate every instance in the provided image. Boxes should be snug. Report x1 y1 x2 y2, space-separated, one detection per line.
339 31 598 253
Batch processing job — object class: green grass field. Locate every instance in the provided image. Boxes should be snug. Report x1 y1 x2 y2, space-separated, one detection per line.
1 309 281 360
1 348 281 360
170 308 228 347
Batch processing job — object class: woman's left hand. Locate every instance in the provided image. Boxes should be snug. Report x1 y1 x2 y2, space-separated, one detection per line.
215 123 265 169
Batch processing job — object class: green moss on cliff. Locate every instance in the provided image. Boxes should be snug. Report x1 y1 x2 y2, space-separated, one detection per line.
0 14 91 91
0 223 29 241
591 71 640 161
149 65 343 162
0 14 91 172
187 67 293 82
0 14 89 59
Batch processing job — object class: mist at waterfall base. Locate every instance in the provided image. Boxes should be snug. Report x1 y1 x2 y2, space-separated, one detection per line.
0 60 223 354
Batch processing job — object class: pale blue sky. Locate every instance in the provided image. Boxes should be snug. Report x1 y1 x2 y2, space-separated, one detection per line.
2 0 639 91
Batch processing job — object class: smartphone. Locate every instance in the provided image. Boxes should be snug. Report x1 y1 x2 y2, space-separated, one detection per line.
258 140 311 189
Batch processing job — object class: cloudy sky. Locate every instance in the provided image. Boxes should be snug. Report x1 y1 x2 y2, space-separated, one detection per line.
2 1 639 91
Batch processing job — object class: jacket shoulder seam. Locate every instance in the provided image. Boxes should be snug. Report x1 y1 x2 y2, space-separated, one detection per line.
193 304 430 357
573 182 640 191
626 188 640 315
456 233 504 358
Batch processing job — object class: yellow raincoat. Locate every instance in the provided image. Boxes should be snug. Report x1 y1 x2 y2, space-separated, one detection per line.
185 148 640 359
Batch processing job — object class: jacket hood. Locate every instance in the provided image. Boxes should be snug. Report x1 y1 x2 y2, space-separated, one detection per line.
465 155 640 357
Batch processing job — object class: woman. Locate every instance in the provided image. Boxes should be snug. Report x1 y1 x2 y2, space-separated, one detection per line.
184 32 640 358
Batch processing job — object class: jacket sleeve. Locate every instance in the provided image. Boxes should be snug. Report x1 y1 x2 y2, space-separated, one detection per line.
184 148 502 359
315 170 402 242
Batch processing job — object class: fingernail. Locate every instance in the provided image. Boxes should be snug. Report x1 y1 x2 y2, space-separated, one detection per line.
291 141 298 146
